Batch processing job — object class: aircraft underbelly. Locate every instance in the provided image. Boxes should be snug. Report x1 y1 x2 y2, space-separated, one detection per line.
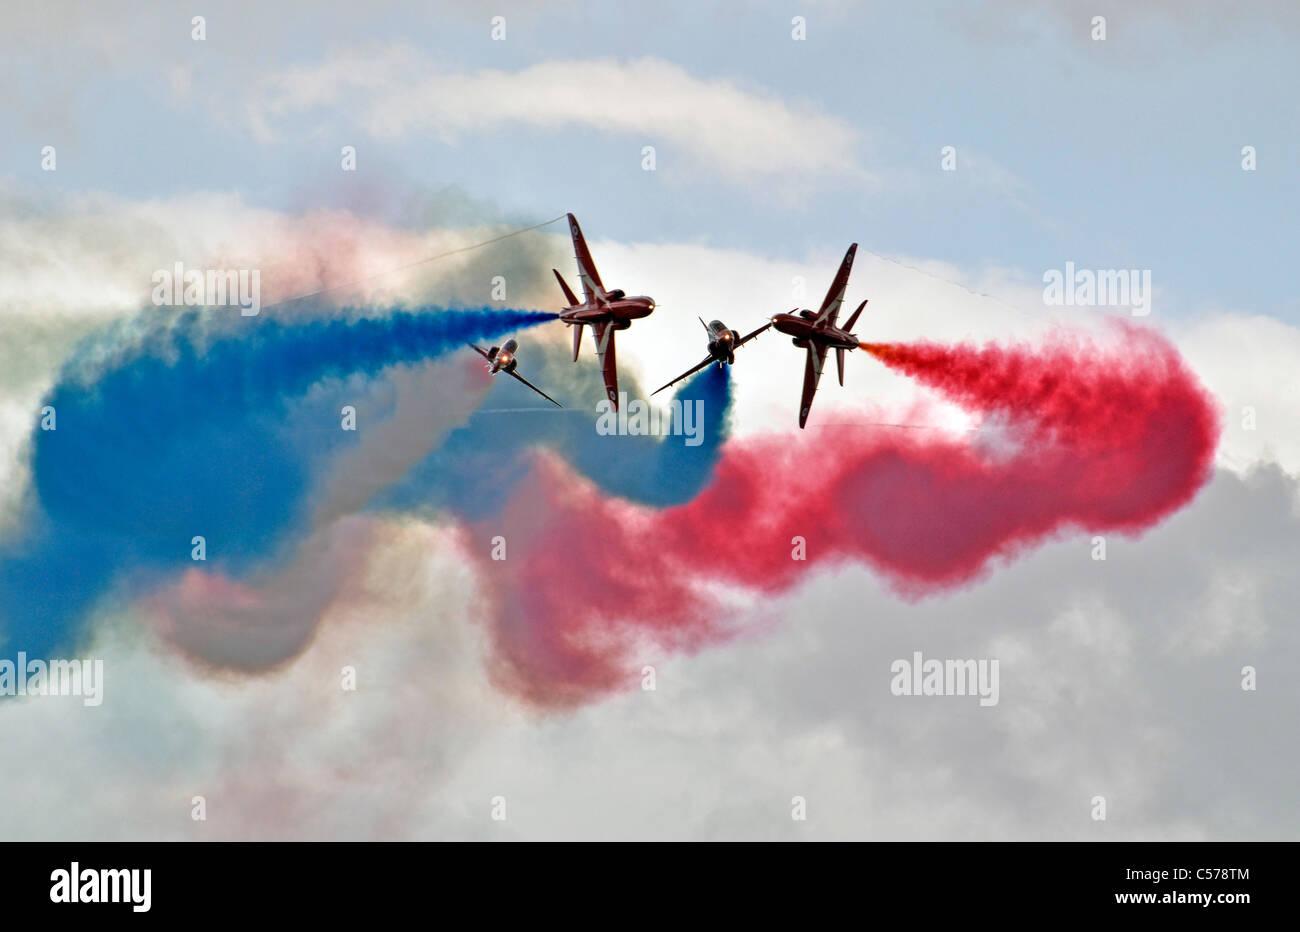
773 318 811 339
563 308 611 324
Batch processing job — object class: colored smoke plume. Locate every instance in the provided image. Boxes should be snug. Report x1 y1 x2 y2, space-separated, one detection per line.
474 324 1221 708
0 306 555 658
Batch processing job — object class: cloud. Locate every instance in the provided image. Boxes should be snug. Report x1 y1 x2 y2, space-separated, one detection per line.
430 463 1300 841
1 465 1295 840
248 51 870 187
1 190 1297 839
0 517 511 841
1173 312 1300 476
567 235 1300 484
955 0 1300 44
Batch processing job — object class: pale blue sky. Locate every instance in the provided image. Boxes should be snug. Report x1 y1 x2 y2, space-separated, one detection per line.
6 1 1297 318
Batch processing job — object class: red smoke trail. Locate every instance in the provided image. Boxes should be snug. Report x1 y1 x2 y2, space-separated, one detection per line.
473 324 1220 708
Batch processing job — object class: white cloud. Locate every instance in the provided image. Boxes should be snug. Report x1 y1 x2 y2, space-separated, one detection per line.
2 192 1298 840
570 235 1300 479
0 518 510 841
1173 312 1300 477
5 466 1295 841
248 51 870 188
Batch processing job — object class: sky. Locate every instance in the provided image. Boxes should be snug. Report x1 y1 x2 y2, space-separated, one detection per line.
6 0 1300 316
0 0 1296 840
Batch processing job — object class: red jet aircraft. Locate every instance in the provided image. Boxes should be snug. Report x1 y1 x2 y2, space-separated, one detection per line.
552 213 656 410
650 317 771 396
770 243 868 428
468 338 562 407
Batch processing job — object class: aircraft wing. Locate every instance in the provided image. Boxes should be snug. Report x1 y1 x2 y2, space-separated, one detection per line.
815 243 858 326
468 343 493 361
506 369 563 407
651 355 713 396
591 321 620 408
798 342 829 428
734 321 772 348
567 213 605 305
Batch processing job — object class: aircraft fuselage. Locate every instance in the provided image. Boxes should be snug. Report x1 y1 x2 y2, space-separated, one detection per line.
703 319 741 365
771 311 860 350
487 338 520 374
552 213 654 410
558 294 656 330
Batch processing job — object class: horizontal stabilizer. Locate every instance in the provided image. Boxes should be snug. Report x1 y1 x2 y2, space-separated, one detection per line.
571 321 584 362
844 299 867 333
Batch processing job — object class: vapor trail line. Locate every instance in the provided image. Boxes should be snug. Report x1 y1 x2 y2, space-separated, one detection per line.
815 421 980 431
859 248 1030 314
262 214 567 311
473 407 587 414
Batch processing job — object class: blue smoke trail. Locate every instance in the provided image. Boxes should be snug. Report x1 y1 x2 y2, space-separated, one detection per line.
571 363 732 503
0 306 555 658
380 360 733 520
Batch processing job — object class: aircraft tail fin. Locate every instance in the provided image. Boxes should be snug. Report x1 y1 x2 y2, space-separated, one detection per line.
836 347 846 386
553 269 580 307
